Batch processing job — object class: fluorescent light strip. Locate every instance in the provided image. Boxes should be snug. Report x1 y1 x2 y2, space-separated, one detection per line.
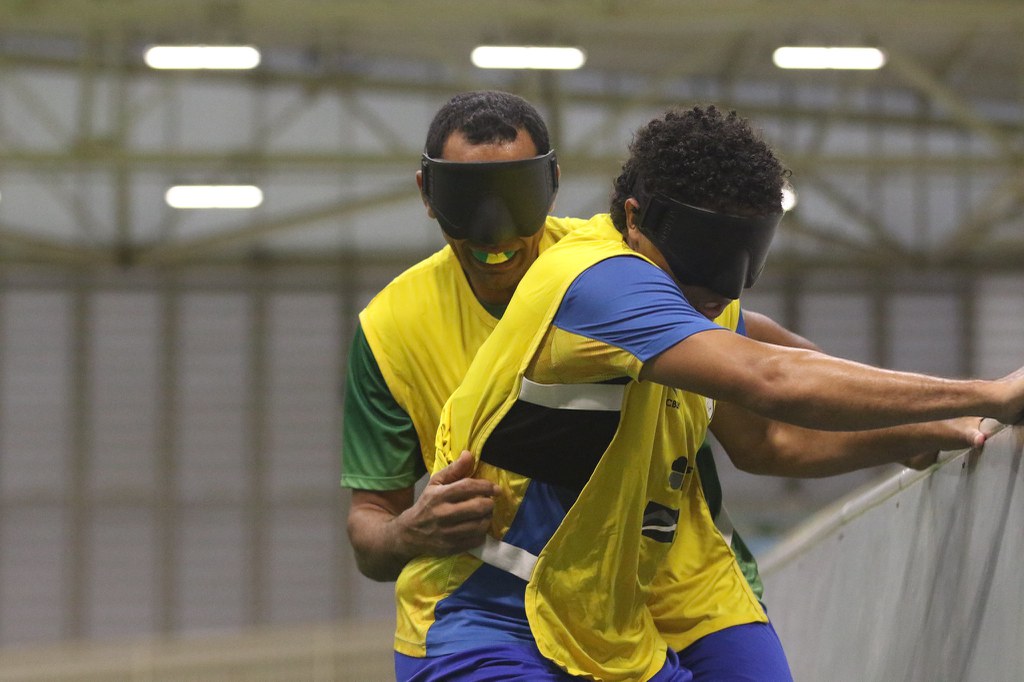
781 186 798 212
773 47 886 70
165 185 263 209
144 45 261 70
471 46 586 70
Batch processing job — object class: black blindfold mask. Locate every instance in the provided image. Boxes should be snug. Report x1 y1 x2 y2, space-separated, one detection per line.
420 150 558 244
637 194 782 300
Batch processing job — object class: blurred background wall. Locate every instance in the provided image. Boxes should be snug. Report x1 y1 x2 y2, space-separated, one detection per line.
0 0 1021 652
761 423 1024 682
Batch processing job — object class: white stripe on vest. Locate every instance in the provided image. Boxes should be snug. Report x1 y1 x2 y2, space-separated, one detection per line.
517 377 624 412
469 536 539 582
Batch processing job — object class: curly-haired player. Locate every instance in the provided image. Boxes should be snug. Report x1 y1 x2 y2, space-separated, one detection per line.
610 105 785 231
392 105 1020 681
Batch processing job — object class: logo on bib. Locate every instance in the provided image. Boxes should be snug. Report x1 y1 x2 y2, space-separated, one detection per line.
705 397 715 419
668 456 694 490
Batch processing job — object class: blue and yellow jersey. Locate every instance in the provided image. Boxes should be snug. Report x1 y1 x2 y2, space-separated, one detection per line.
394 215 765 681
347 215 584 479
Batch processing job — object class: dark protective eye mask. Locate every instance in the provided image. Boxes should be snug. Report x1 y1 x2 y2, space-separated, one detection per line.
420 150 558 244
637 194 782 300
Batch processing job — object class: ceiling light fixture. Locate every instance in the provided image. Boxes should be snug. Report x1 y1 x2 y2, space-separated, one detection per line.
781 186 798 212
772 47 886 70
144 45 261 70
471 46 586 70
165 185 264 209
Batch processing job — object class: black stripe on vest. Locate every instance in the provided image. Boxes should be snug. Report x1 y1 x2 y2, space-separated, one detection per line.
480 399 620 494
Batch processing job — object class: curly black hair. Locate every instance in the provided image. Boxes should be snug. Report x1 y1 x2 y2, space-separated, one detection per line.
609 105 787 232
424 91 551 158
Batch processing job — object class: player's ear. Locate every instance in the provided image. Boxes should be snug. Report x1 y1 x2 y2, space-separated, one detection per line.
415 170 435 219
547 164 561 212
624 197 642 248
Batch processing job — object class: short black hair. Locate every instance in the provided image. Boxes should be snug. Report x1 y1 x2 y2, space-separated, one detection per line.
610 105 787 232
424 90 551 158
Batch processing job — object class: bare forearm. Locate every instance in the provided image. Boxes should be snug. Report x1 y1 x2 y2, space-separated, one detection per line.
347 505 416 582
647 333 1013 431
712 400 984 477
744 349 1001 430
748 419 983 477
345 455 499 582
347 486 421 582
743 316 1012 429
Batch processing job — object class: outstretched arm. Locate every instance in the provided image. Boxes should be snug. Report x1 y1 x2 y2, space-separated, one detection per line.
735 311 950 472
347 452 499 581
641 329 1024 430
710 401 986 478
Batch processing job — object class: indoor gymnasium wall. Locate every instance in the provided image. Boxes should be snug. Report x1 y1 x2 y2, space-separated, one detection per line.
761 422 1024 682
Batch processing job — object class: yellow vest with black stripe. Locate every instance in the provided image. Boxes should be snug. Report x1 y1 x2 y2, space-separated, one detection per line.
358 216 583 472
394 215 765 681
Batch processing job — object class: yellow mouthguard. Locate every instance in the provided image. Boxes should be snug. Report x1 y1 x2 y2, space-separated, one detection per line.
471 250 516 265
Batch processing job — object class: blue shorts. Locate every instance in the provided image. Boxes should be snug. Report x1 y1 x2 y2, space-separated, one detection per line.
676 619 793 682
396 643 693 681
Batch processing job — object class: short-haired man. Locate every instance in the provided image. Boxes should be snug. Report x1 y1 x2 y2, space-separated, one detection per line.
343 91 580 582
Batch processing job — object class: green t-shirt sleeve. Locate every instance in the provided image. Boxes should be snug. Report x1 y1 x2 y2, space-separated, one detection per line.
696 439 764 600
340 323 426 490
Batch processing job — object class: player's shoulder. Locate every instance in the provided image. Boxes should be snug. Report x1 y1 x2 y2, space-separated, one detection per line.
543 214 590 240
391 245 458 285
369 245 457 300
360 245 460 327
